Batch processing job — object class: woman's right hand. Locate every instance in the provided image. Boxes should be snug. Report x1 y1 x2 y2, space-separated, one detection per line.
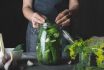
30 12 46 28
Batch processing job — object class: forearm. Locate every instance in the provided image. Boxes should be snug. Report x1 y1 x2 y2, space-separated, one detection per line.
22 0 34 22
22 7 34 22
69 0 79 15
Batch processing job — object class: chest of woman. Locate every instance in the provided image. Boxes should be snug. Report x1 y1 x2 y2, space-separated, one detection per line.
33 0 68 17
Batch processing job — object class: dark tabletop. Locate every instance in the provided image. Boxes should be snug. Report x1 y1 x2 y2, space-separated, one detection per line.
9 59 74 70
8 52 104 70
22 52 74 70
25 64 74 70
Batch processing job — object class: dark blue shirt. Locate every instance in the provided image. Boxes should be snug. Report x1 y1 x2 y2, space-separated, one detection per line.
33 0 68 21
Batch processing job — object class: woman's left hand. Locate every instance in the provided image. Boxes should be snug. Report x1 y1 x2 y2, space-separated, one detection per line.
55 9 71 27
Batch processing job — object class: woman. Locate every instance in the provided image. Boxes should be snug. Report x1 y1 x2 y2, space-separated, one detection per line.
22 0 79 57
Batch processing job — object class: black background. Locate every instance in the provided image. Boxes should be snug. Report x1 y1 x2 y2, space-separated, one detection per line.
0 0 104 48
0 0 27 48
77 0 104 39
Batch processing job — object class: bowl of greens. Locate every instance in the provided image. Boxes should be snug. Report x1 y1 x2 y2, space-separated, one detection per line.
12 44 24 60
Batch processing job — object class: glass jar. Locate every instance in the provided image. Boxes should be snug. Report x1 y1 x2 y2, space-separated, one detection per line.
36 20 62 64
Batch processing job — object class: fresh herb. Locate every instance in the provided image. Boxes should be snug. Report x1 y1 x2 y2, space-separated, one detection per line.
13 44 24 51
65 36 104 69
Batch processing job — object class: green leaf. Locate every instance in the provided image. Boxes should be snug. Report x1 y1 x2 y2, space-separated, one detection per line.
13 44 24 51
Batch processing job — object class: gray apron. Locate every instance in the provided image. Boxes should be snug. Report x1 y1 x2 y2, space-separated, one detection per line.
26 0 69 55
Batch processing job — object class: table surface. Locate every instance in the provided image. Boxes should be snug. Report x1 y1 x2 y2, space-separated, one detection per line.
26 64 74 70
8 52 74 70
22 52 74 70
2 49 104 70
11 59 104 70
7 52 104 70
9 58 74 70
3 50 73 70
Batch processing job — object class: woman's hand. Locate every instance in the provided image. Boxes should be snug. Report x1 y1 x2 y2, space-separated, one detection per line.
30 12 46 28
55 9 71 27
22 0 46 28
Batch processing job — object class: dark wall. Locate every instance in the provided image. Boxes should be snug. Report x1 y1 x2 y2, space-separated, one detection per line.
71 0 104 39
0 0 27 48
0 0 104 47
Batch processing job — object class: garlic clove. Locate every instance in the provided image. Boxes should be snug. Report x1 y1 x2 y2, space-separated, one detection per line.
27 60 34 66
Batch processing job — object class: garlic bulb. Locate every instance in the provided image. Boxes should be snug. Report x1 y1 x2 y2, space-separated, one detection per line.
4 52 13 70
0 33 5 68
0 33 13 70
